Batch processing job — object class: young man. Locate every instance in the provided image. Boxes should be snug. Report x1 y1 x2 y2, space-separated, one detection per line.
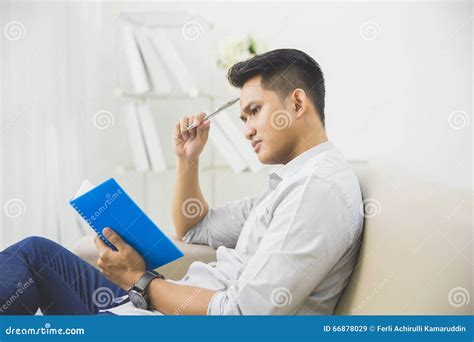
0 49 363 315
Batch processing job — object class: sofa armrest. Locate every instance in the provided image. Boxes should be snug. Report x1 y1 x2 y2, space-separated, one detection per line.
71 234 217 280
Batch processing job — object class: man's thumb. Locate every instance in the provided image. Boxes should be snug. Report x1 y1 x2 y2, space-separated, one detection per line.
103 227 124 250
197 120 210 136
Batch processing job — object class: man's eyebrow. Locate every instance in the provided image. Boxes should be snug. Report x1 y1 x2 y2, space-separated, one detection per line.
239 101 259 121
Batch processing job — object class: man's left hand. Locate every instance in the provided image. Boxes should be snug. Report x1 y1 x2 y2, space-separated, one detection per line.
94 227 146 290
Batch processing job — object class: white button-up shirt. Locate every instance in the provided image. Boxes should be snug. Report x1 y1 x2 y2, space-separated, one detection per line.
105 141 364 315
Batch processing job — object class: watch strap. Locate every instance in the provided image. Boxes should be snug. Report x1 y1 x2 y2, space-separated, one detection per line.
134 270 164 292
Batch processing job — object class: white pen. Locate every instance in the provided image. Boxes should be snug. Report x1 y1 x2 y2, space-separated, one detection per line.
185 97 240 131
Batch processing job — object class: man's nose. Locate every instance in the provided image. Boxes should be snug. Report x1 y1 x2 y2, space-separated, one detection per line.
244 122 256 141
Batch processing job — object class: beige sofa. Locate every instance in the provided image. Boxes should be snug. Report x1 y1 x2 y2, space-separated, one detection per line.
72 162 473 315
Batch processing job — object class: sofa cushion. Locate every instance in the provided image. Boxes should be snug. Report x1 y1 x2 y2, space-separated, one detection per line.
335 162 472 314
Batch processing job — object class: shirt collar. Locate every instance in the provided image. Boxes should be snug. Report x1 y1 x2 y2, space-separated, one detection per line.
268 141 335 190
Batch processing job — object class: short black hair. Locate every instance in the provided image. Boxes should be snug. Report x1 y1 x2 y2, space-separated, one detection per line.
227 48 326 126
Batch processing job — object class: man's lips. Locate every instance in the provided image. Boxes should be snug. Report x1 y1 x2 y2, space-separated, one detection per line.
251 140 262 152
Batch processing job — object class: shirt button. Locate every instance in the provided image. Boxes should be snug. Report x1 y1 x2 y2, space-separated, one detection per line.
184 276 189 281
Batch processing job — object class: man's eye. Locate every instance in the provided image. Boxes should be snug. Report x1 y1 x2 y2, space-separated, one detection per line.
251 107 260 115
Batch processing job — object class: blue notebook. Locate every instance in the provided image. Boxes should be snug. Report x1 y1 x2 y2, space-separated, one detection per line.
70 178 183 270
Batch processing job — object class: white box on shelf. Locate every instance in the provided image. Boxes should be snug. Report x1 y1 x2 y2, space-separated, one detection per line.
146 28 198 96
209 119 248 173
123 102 150 172
121 24 150 94
136 103 167 172
213 111 262 173
134 28 173 95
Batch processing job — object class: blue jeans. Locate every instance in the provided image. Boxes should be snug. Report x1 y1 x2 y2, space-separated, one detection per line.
0 236 127 315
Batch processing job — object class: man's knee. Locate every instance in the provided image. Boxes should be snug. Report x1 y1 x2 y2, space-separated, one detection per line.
12 236 61 257
20 236 57 247
4 236 67 271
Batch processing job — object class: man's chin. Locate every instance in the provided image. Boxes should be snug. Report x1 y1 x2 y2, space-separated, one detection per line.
256 151 280 165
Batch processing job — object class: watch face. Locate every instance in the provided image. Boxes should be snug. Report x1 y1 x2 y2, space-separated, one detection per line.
129 290 147 310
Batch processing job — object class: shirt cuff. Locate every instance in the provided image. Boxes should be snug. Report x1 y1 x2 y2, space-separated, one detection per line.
207 291 227 315
180 215 211 246
181 227 195 244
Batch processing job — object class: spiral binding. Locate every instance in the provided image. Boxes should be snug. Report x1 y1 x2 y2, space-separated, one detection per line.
71 202 115 249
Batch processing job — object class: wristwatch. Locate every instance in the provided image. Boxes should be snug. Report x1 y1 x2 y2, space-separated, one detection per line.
128 270 164 310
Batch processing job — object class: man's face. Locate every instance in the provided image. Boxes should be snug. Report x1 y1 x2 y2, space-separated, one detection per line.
239 75 298 165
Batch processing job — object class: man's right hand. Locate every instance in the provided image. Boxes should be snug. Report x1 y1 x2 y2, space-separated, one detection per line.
173 112 211 161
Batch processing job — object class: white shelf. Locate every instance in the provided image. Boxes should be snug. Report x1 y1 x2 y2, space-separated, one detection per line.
120 10 214 29
114 165 272 175
114 88 215 101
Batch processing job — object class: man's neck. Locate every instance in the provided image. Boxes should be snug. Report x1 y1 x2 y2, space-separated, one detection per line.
283 130 328 165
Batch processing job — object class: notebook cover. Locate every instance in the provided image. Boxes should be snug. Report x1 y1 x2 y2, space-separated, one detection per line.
70 178 183 270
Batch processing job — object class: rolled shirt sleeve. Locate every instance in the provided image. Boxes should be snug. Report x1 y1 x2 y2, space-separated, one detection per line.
182 192 267 248
207 176 355 315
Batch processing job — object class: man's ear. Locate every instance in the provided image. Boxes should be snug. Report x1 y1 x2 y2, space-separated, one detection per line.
291 88 307 118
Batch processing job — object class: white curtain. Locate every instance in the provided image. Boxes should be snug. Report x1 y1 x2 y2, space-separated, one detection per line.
0 2 107 248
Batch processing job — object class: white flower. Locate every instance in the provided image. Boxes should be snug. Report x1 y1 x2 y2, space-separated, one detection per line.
217 34 269 70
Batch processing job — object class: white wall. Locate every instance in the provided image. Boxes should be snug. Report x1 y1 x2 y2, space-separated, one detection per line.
1 1 472 246
103 0 473 188
105 0 473 233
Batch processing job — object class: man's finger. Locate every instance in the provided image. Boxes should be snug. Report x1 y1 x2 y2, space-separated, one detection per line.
173 122 183 141
197 119 211 132
103 227 125 250
197 112 206 122
188 115 197 139
94 234 109 254
179 117 190 140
